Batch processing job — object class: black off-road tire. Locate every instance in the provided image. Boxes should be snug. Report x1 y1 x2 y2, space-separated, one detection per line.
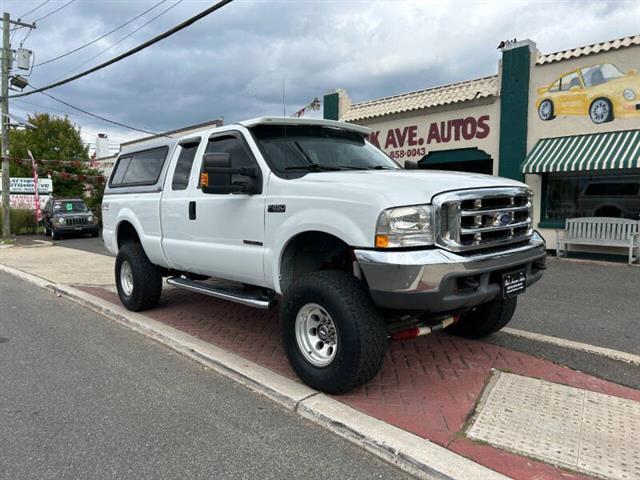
280 270 387 394
115 243 163 311
51 229 60 240
44 226 51 237
91 231 99 238
446 296 517 339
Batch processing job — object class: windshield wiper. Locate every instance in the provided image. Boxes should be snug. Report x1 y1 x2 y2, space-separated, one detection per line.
284 164 342 172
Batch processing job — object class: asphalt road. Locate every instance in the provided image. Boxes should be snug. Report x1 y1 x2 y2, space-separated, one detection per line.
0 271 411 480
21 234 640 388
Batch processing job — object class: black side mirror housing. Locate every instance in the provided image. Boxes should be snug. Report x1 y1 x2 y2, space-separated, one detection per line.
404 159 419 170
200 153 259 194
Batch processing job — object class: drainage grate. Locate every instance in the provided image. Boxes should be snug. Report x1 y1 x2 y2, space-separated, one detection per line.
467 371 640 480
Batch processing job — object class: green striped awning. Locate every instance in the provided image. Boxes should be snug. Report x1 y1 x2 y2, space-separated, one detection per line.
522 129 640 173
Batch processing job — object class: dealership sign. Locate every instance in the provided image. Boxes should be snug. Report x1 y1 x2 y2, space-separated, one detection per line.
0 176 53 194
10 194 51 210
367 115 491 160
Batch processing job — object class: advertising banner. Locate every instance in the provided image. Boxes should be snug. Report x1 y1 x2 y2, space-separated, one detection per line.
9 194 51 210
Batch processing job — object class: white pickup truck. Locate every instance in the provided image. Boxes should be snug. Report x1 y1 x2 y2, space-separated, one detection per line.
102 117 546 393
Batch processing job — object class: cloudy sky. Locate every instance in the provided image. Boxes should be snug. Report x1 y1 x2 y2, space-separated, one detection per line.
2 0 639 154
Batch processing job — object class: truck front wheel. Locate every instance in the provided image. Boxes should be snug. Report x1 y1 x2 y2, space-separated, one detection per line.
115 243 163 311
280 270 387 394
446 296 517 339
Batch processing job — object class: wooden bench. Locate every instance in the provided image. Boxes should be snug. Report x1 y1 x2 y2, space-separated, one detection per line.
556 217 640 264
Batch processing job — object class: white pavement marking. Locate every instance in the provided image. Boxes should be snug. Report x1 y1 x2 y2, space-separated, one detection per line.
502 327 640 366
468 371 640 480
0 263 507 480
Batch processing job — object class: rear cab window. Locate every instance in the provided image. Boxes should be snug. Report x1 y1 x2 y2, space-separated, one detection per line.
110 146 169 187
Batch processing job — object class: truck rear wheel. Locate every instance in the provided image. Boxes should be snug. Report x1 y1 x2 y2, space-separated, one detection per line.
115 243 163 311
446 296 517 339
280 270 387 394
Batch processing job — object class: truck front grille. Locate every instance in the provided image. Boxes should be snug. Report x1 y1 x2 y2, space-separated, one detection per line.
434 187 533 252
67 216 88 226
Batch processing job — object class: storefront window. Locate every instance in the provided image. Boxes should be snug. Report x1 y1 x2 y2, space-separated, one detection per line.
542 171 640 223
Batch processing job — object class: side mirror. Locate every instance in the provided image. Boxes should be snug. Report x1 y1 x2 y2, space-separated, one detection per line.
404 159 419 170
200 153 259 194
628 68 638 76
569 85 582 92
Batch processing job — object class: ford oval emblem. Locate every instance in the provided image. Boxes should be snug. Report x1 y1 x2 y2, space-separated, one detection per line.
499 213 512 226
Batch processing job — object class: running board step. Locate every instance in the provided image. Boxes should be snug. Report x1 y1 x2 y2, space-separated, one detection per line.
166 277 276 309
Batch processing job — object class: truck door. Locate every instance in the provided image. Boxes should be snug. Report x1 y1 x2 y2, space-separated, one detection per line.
187 131 267 285
160 137 203 270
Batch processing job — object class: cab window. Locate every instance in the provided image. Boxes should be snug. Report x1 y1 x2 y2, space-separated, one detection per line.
205 135 253 167
201 134 260 194
172 142 200 190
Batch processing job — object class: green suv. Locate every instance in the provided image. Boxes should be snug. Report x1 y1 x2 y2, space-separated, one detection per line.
43 198 99 240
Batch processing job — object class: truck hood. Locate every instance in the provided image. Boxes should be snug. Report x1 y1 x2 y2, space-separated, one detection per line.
292 170 528 206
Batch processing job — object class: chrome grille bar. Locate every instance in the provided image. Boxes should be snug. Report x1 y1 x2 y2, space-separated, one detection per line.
434 187 534 252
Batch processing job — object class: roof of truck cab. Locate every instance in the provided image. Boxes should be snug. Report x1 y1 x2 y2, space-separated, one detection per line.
237 117 371 135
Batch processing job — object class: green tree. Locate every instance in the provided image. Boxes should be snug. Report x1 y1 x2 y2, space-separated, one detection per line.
9 113 101 199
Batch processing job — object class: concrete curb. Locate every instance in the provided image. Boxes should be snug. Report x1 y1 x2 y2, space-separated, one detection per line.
0 263 508 480
502 327 640 366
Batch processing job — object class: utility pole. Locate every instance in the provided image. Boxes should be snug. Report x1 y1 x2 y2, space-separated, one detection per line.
1 12 35 241
1 12 10 240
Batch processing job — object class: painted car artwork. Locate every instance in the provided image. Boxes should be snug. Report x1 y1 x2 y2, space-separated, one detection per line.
535 63 640 124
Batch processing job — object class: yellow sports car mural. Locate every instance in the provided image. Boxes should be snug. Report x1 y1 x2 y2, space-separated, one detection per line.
535 63 640 124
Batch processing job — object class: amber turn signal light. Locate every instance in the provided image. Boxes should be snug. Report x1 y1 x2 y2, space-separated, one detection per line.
375 235 389 248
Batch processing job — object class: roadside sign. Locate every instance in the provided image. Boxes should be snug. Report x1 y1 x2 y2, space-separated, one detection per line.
0 175 53 194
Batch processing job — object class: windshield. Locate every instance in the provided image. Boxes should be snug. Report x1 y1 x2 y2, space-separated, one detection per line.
251 125 399 173
53 200 88 213
581 64 624 88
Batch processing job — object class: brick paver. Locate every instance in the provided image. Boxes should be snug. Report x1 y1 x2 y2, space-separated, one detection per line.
81 285 639 480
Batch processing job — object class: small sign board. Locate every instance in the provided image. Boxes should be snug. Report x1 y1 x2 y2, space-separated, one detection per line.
0 175 53 194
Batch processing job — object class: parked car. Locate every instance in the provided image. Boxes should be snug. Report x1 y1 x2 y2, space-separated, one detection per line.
42 198 100 240
577 179 640 218
101 117 546 394
536 63 640 124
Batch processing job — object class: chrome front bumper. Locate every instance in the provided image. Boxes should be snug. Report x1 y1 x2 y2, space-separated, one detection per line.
354 231 546 311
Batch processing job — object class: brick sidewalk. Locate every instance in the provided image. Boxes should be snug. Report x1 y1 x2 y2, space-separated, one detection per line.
81 285 640 480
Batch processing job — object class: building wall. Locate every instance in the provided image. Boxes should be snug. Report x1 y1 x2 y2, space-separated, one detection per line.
527 45 640 151
353 98 502 173
526 44 640 254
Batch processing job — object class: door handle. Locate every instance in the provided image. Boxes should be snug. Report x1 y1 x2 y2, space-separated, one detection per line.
189 201 196 220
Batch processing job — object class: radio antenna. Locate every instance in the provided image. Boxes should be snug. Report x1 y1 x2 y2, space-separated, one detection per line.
282 79 286 117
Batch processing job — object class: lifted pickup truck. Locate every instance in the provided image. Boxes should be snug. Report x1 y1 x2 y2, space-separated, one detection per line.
102 117 546 393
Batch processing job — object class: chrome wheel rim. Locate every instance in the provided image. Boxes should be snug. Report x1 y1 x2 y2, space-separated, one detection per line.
295 303 338 367
539 101 552 120
120 261 134 297
590 100 609 123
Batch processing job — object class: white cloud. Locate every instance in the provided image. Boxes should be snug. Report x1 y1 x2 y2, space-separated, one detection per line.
3 0 639 149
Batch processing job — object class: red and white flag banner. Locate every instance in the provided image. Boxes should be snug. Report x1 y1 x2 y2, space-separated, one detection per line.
28 150 41 222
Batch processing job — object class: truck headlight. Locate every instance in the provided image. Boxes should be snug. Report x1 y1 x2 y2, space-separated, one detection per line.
56 216 65 225
87 215 94 223
623 88 636 101
375 205 433 248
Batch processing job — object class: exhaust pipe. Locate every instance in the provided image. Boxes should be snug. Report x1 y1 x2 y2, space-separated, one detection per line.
390 314 459 341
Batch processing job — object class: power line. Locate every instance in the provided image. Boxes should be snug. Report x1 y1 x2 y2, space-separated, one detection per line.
27 85 165 137
32 0 77 23
18 0 50 20
10 0 234 99
12 98 137 141
55 0 182 80
34 0 171 67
